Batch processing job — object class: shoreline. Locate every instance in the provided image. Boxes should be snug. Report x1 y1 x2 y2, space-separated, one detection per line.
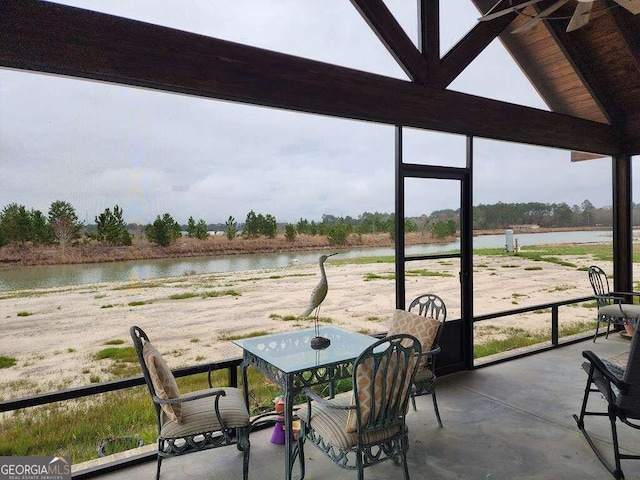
0 251 618 400
0 227 610 268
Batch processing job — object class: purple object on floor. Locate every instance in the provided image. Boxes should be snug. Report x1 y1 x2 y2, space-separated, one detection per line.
270 417 285 445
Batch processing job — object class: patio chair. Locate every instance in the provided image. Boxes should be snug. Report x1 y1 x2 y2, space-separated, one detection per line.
295 334 422 480
588 265 640 342
130 326 250 480
573 328 640 479
387 293 447 426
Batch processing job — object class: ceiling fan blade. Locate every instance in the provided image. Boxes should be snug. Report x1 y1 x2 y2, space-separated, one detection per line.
567 1 593 32
511 0 571 33
611 0 640 15
478 0 547 22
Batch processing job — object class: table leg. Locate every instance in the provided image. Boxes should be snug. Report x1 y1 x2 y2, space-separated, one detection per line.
284 386 294 480
240 359 250 414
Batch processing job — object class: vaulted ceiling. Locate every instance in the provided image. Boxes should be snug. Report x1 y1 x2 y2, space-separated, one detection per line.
471 0 640 157
0 0 638 156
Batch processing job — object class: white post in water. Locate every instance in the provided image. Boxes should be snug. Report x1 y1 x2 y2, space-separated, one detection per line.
505 229 514 252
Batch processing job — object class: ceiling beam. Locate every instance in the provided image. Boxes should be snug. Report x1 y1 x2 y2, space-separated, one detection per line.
438 13 517 88
417 0 440 81
0 0 622 155
349 0 430 85
542 11 625 127
609 11 640 77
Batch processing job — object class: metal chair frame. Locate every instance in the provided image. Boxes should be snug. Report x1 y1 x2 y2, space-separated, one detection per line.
130 326 250 480
407 293 447 426
574 330 640 479
295 334 422 480
588 265 639 342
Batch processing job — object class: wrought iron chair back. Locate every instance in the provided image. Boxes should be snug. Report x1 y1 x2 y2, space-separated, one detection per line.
296 334 422 480
407 293 447 425
588 265 640 342
574 330 640 479
130 326 251 480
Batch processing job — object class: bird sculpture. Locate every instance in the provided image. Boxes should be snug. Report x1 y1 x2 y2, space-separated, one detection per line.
302 253 337 349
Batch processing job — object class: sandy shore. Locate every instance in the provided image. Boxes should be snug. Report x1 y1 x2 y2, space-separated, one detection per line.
0 253 624 399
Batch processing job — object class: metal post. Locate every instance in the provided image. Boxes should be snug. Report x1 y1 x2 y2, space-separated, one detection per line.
612 154 632 297
462 135 474 369
395 125 406 310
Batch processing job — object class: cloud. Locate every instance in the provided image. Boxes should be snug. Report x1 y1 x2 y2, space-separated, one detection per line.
1 1 636 226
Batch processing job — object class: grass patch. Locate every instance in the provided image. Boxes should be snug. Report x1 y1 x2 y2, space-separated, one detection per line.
474 321 594 358
17 311 33 317
524 266 543 271
202 290 241 298
406 269 454 278
100 304 115 309
219 331 271 341
334 256 394 266
269 313 300 322
103 339 125 345
0 386 157 462
169 292 198 300
94 347 137 363
169 290 240 300
0 356 17 368
127 301 148 307
363 272 395 281
112 281 162 290
547 284 575 292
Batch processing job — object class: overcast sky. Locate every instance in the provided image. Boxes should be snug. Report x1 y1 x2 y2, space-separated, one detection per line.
1 0 636 225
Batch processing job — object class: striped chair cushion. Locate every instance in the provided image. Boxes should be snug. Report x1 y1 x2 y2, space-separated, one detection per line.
143 341 182 424
298 396 400 449
160 387 249 438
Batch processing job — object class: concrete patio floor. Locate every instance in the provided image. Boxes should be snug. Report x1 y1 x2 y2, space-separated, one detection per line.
84 335 640 479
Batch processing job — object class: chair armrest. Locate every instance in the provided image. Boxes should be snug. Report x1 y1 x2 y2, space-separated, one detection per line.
153 388 227 405
422 344 441 357
582 350 628 392
612 291 640 298
595 294 625 303
302 387 355 411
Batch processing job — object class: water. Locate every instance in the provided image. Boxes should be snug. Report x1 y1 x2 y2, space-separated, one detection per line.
0 230 614 292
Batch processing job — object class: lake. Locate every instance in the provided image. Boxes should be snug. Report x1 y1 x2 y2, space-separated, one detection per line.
0 229 615 292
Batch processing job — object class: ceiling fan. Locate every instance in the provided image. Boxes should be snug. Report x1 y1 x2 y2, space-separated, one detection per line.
478 0 640 33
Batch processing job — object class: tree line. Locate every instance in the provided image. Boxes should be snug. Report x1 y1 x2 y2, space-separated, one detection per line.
0 199 630 249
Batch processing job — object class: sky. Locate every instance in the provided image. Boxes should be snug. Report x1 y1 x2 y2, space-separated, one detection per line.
1 0 636 225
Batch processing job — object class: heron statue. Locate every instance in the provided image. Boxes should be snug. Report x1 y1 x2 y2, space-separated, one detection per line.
302 253 337 349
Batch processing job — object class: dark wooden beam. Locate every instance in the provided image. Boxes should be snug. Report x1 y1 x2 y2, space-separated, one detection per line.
417 0 440 81
612 154 633 296
0 0 622 155
543 13 625 127
349 0 429 85
438 13 517 88
609 11 640 81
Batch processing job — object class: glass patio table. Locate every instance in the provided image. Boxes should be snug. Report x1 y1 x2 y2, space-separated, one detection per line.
233 325 378 480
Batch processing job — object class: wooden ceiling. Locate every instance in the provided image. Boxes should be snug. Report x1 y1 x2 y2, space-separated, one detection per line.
472 0 640 156
0 0 637 156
